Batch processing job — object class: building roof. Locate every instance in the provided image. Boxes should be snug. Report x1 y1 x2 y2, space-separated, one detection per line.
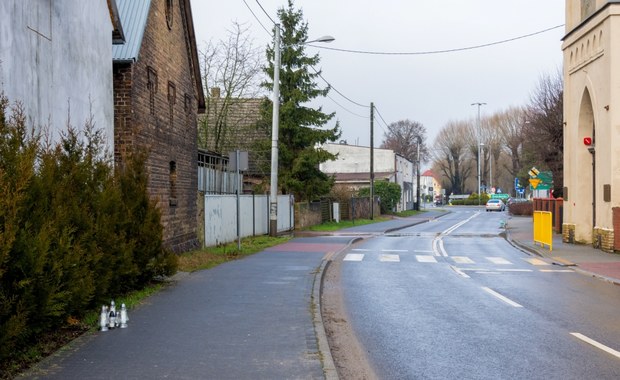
107 0 125 44
112 0 150 61
421 169 435 177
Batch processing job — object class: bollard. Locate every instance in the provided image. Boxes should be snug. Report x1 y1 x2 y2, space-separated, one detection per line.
100 305 109 331
119 303 128 328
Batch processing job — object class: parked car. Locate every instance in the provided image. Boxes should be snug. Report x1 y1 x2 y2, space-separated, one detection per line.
485 199 506 212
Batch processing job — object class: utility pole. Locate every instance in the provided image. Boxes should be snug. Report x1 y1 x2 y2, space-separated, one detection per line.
269 25 281 237
416 136 422 211
471 102 486 206
370 102 374 220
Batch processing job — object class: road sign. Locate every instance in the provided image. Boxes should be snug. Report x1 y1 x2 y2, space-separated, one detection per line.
528 167 540 177
529 178 541 189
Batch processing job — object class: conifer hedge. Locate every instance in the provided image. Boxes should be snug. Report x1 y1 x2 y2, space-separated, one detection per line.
0 93 177 362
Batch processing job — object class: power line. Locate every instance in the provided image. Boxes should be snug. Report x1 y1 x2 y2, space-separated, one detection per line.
241 0 272 36
308 24 564 56
254 0 277 27
372 106 389 134
310 66 369 109
326 94 368 119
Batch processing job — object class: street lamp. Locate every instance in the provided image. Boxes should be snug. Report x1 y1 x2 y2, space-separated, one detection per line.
471 102 486 206
269 25 334 236
416 135 422 211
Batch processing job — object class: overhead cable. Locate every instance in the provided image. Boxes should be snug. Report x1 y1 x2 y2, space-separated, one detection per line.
308 24 564 55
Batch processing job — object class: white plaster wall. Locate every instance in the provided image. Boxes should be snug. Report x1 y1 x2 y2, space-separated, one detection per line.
0 0 114 150
320 143 395 174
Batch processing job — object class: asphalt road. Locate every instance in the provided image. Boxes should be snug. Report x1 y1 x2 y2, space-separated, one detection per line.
338 207 620 379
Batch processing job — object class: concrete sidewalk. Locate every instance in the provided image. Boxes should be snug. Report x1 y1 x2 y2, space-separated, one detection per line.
22 211 446 380
505 215 620 285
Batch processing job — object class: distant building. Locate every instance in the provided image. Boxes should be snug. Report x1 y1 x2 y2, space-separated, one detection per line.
0 0 124 147
113 0 205 252
319 143 414 212
421 169 442 201
563 0 620 251
198 88 268 187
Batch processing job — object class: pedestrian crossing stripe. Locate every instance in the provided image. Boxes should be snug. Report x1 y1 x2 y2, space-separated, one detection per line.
341 254 574 274
416 255 438 263
452 256 475 264
486 257 512 265
343 253 364 261
380 254 400 262
524 258 551 266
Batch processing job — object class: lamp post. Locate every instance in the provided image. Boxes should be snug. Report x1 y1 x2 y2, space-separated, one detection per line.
269 25 334 236
416 135 422 211
471 102 486 206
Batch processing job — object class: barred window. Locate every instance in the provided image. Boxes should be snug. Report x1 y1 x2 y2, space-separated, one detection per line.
147 66 158 115
168 82 176 125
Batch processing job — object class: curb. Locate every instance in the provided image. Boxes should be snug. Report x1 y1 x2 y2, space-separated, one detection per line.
313 259 338 380
506 230 620 286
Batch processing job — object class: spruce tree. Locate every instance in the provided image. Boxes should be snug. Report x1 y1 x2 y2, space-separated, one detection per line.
258 0 341 201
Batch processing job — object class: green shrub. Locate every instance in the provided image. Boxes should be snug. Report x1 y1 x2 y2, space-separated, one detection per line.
358 181 402 214
0 93 177 364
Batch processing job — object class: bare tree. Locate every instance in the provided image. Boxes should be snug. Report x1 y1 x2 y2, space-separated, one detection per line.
431 121 472 194
380 119 428 163
198 22 264 153
493 106 527 193
523 70 564 196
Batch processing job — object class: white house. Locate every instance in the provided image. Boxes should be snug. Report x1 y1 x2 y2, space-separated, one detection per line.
319 143 415 212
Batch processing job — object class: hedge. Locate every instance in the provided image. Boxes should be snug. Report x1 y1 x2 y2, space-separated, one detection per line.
0 93 177 362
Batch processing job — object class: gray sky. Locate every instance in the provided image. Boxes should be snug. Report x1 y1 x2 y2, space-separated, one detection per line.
190 0 565 147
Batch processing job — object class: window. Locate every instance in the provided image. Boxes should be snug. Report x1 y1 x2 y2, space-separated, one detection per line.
166 0 174 29
184 93 192 114
168 82 176 125
147 66 158 115
169 161 177 206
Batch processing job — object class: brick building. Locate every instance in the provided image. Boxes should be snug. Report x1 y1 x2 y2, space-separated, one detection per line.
113 0 205 252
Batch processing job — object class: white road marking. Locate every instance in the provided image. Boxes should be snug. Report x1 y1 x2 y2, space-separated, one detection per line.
450 265 470 278
540 269 574 273
380 254 400 262
452 256 475 264
416 255 438 263
343 253 364 262
482 287 523 307
525 258 551 266
570 333 620 359
381 249 408 252
486 257 513 265
352 249 372 252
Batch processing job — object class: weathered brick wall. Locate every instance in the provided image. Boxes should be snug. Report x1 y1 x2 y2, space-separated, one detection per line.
113 0 200 252
562 223 576 243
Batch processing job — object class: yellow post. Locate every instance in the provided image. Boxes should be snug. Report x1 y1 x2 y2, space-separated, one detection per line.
533 211 553 251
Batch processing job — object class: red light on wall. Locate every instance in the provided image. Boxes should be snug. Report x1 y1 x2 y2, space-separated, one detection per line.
584 137 592 146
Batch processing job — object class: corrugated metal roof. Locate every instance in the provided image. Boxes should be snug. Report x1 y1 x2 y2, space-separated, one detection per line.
112 0 151 62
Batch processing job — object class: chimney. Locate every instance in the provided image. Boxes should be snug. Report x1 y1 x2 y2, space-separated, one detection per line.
210 87 221 98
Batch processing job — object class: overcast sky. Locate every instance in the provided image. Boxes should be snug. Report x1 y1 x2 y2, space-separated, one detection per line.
189 0 565 148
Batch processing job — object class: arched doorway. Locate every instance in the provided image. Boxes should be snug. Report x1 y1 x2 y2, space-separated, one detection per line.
577 88 595 237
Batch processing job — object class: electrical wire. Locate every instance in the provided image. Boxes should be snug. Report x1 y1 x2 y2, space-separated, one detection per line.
241 0 273 36
326 94 369 119
308 24 564 56
310 66 369 109
254 0 277 27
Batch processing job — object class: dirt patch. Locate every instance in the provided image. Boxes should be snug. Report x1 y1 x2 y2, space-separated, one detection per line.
321 258 378 380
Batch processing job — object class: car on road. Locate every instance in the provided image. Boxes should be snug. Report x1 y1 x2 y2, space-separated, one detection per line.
485 199 505 212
